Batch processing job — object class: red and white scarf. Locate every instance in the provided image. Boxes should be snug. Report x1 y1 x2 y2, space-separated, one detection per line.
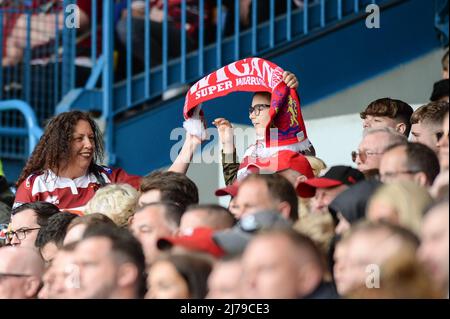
183 58 313 179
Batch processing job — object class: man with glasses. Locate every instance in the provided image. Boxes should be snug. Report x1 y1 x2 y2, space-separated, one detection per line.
410 101 449 154
353 127 407 174
7 202 60 249
379 142 440 187
0 246 45 299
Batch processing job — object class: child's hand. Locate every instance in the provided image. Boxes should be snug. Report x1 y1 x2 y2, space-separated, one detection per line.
213 117 232 131
185 132 203 147
283 71 299 89
213 118 234 148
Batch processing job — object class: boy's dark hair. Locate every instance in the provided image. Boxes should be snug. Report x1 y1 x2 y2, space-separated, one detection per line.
35 212 77 249
12 201 60 228
410 101 449 125
82 224 147 298
139 171 199 211
360 98 414 136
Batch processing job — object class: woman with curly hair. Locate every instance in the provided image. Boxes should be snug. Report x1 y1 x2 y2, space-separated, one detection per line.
13 111 143 214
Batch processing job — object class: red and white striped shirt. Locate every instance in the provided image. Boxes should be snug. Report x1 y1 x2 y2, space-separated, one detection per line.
13 167 141 215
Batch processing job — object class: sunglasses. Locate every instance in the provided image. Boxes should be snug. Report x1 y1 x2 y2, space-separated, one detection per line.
351 150 383 163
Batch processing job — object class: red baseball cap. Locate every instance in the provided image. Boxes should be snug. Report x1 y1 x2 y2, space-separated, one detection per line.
299 165 365 189
246 150 316 198
215 181 239 197
157 227 225 258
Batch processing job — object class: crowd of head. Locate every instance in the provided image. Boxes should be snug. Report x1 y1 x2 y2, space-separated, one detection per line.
0 48 448 300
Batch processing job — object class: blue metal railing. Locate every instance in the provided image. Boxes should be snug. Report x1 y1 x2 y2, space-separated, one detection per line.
107 0 394 114
1 0 399 164
93 0 400 166
0 100 43 158
0 0 79 159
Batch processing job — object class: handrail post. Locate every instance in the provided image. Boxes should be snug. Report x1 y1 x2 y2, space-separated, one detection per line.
234 0 240 60
102 0 115 165
199 0 205 77
126 0 133 107
216 0 222 68
24 12 31 103
252 0 258 55
287 0 292 41
162 0 168 91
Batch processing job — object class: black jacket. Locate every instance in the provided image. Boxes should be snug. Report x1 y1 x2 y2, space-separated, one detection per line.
328 180 383 224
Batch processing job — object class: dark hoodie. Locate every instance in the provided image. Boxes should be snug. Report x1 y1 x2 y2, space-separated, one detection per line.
0 175 13 225
328 180 383 225
0 175 14 208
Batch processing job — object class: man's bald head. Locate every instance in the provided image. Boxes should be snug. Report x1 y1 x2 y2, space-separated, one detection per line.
241 229 325 298
0 246 45 275
0 247 45 299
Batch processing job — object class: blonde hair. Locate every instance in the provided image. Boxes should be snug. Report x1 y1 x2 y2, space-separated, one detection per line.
305 156 327 177
294 214 335 282
368 181 433 235
294 212 335 257
299 156 327 219
85 184 138 227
